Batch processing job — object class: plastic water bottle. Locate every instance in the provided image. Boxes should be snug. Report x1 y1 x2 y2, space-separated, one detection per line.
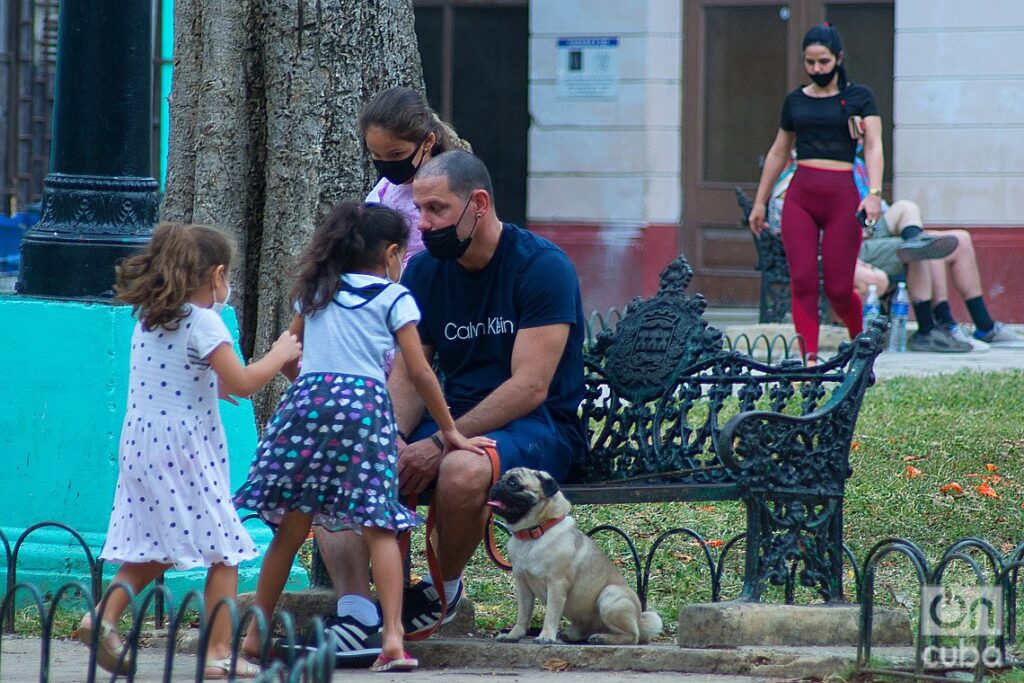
887 282 909 352
862 283 882 333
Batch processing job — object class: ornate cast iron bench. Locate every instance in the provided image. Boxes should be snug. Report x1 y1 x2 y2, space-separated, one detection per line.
561 255 885 604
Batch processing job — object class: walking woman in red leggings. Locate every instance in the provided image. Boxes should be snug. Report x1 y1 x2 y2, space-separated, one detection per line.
748 25 884 363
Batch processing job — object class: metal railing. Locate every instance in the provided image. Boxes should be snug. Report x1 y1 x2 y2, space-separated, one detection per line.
4 521 1024 680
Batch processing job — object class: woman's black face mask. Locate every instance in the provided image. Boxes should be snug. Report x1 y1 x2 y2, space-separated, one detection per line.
809 63 838 88
423 197 478 261
372 139 427 185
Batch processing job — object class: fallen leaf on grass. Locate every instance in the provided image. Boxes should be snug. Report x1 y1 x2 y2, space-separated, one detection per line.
700 505 716 512
851 441 861 452
671 551 694 562
985 463 997 472
1001 543 1015 553
976 482 1000 499
542 658 571 672
903 455 927 462
905 465 922 478
707 539 724 548
939 482 963 494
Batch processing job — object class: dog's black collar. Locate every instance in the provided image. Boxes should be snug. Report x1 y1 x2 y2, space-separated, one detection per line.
512 515 566 540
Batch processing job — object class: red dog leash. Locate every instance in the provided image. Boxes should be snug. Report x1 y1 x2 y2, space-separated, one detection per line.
401 443 510 642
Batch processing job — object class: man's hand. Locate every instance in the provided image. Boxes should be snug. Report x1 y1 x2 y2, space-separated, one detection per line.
397 437 444 496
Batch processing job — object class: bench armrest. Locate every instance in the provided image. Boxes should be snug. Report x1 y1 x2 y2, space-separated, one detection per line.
716 407 853 497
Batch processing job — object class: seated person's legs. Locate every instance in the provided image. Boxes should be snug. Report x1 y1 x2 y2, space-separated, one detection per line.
399 409 571 633
904 260 970 353
853 259 889 302
882 200 959 263
858 236 903 292
928 228 1024 347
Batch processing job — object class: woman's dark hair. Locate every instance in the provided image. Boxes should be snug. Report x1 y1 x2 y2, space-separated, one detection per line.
291 202 410 315
803 24 847 90
358 86 469 156
115 223 235 331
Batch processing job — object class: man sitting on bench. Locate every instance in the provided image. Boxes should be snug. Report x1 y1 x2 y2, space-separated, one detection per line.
310 150 587 665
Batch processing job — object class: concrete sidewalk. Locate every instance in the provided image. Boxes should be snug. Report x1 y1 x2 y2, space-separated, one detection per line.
2 635 909 682
707 307 1024 379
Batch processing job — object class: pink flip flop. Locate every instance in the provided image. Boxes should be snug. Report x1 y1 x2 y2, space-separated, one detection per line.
371 651 419 672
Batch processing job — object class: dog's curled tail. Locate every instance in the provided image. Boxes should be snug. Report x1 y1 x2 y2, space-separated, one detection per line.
638 611 663 644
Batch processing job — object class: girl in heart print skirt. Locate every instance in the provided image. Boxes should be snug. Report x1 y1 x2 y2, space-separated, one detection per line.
233 203 488 534
233 202 493 670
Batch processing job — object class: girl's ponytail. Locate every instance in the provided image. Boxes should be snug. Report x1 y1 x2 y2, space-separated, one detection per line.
430 113 472 154
115 223 234 330
291 202 410 315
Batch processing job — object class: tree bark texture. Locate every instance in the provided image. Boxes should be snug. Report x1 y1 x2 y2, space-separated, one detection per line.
164 0 424 424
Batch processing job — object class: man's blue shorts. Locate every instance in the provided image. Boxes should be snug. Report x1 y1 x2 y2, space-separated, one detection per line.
409 407 572 483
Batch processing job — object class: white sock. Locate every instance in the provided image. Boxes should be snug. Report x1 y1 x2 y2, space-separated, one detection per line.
337 595 379 627
443 578 462 602
421 575 462 602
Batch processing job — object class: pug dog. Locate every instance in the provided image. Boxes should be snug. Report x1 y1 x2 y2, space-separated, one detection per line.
487 467 662 645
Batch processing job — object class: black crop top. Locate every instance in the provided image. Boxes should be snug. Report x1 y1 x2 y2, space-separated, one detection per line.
779 83 879 162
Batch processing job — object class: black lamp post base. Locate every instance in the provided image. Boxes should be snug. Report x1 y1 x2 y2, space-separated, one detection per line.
17 237 151 298
17 173 158 297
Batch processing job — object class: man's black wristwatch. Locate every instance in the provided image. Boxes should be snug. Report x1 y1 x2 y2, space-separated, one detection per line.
430 433 445 453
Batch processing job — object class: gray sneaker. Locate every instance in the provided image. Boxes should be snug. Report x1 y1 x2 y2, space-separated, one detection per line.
908 327 972 353
947 323 990 351
973 321 1024 348
896 234 959 264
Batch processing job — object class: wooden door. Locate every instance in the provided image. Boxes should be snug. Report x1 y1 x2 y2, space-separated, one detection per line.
681 0 893 306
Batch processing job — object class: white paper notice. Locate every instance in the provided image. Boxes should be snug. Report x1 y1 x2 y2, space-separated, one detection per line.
556 37 619 100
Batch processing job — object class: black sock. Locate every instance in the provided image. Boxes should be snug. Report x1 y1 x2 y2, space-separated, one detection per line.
901 225 924 240
913 300 935 335
965 296 994 333
933 301 956 328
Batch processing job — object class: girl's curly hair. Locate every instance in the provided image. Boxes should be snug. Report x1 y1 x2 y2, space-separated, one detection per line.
291 202 409 315
115 223 235 330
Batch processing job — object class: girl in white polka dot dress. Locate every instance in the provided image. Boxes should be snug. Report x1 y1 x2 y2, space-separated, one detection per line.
74 224 302 679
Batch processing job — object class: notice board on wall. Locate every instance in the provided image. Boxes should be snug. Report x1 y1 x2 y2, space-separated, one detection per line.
556 36 619 99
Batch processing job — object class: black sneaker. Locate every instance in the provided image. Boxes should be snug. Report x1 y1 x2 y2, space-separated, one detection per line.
402 580 463 636
896 234 958 264
275 613 382 668
908 327 972 353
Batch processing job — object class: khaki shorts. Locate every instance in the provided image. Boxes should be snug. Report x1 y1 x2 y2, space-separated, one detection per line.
859 235 904 279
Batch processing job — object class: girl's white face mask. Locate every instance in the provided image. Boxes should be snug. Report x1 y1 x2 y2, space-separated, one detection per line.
211 284 232 313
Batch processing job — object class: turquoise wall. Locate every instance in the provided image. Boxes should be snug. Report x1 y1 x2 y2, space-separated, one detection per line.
0 296 307 600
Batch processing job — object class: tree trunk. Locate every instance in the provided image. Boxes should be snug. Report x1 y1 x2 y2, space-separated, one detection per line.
164 0 424 424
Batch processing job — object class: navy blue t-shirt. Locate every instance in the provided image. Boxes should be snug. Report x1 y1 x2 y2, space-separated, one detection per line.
401 224 586 451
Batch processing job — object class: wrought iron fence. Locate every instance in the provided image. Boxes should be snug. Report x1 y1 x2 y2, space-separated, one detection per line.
0 517 342 682
586 305 804 364
7 528 1022 679
858 537 1024 682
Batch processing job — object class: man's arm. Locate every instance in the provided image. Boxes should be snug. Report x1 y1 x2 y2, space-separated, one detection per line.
454 322 570 436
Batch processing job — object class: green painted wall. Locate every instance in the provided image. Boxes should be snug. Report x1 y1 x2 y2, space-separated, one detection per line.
0 296 307 599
